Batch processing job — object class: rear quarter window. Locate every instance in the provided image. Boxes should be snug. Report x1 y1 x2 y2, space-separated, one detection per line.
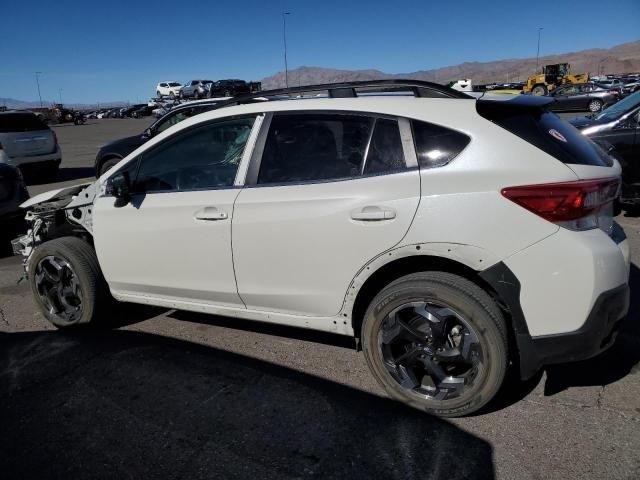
411 120 470 168
0 113 48 133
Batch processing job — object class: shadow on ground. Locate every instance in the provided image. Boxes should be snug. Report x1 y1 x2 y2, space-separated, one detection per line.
543 262 640 395
0 330 495 480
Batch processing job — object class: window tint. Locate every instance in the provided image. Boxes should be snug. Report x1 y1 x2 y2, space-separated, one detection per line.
363 118 405 175
258 114 374 184
135 117 254 193
0 113 48 133
412 120 470 168
477 105 612 167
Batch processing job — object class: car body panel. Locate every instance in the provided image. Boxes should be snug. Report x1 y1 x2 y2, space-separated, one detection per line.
93 189 245 308
232 170 421 317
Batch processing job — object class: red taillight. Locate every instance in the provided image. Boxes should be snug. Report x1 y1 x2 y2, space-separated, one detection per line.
501 178 620 224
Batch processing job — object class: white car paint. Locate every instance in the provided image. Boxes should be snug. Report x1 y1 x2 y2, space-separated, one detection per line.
23 95 630 340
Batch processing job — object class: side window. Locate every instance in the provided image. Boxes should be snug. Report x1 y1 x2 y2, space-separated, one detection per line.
160 83 167 88
257 114 373 184
412 120 470 169
154 106 212 134
363 118 405 175
135 117 255 193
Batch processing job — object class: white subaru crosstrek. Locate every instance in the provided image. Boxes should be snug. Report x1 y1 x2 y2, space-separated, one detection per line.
156 81 183 99
12 81 630 417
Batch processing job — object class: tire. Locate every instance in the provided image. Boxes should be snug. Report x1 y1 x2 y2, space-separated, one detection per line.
99 157 121 176
361 272 508 417
532 84 548 96
28 237 112 329
170 92 176 100
588 99 603 112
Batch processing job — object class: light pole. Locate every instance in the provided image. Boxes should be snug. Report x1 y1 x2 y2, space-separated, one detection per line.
58 88 63 104
282 12 290 88
35 72 43 108
536 28 543 71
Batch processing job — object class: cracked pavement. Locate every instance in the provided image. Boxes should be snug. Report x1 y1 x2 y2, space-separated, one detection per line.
1 118 639 479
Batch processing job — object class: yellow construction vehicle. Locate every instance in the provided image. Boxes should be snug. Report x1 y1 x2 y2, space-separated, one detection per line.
523 63 589 96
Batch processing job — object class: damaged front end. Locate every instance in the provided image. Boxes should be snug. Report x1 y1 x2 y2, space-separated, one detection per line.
12 182 101 282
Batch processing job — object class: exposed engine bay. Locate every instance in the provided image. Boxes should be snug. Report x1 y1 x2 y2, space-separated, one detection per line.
11 182 101 280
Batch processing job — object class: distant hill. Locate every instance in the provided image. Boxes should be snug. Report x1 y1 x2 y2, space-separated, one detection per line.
261 40 640 89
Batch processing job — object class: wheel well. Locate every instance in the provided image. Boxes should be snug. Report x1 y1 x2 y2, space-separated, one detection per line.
350 255 513 340
98 154 122 173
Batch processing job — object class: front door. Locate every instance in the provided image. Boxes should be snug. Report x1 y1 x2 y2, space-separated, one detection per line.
93 116 257 307
232 112 421 317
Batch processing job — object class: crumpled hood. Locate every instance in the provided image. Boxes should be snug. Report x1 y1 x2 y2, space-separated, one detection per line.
20 182 94 209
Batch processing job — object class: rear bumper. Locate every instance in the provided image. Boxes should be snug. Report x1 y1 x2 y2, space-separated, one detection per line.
480 223 630 379
521 283 628 367
1 146 62 167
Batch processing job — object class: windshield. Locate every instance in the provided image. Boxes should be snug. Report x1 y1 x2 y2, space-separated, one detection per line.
168 82 181 87
595 90 640 121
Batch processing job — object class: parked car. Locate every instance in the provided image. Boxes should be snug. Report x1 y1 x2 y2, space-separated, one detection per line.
95 98 228 175
131 105 154 118
207 79 251 98
156 81 183 99
597 79 625 90
622 79 640 95
119 104 147 118
0 163 29 244
15 81 629 418
548 82 620 112
571 90 640 204
0 111 62 178
180 80 213 99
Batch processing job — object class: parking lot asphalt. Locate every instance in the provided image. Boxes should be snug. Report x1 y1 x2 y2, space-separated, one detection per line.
1 117 639 480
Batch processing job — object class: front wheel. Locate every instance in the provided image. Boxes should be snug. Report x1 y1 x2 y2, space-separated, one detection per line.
588 99 603 112
29 237 113 328
361 272 508 417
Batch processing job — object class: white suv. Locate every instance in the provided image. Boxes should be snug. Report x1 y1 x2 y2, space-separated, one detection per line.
13 81 630 417
156 81 183 99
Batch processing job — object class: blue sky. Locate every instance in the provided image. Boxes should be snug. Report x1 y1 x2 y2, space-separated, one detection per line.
2 0 639 104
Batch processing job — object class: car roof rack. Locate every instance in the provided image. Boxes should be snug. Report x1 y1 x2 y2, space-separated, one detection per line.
210 79 472 110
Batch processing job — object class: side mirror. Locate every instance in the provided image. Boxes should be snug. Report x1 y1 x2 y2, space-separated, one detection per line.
106 171 131 202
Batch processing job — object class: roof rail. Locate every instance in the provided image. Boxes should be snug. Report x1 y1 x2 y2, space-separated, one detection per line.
210 79 473 110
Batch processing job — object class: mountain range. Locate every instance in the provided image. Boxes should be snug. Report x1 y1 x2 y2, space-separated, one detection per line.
261 40 640 89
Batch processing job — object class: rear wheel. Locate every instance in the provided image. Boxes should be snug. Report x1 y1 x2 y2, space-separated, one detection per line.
588 99 603 112
532 84 548 96
29 237 113 328
361 272 508 417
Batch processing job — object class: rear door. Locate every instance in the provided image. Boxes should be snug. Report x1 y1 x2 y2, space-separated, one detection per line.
232 111 421 317
0 113 54 157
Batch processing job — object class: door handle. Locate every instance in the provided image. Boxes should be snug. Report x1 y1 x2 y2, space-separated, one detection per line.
194 207 228 221
350 206 396 221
